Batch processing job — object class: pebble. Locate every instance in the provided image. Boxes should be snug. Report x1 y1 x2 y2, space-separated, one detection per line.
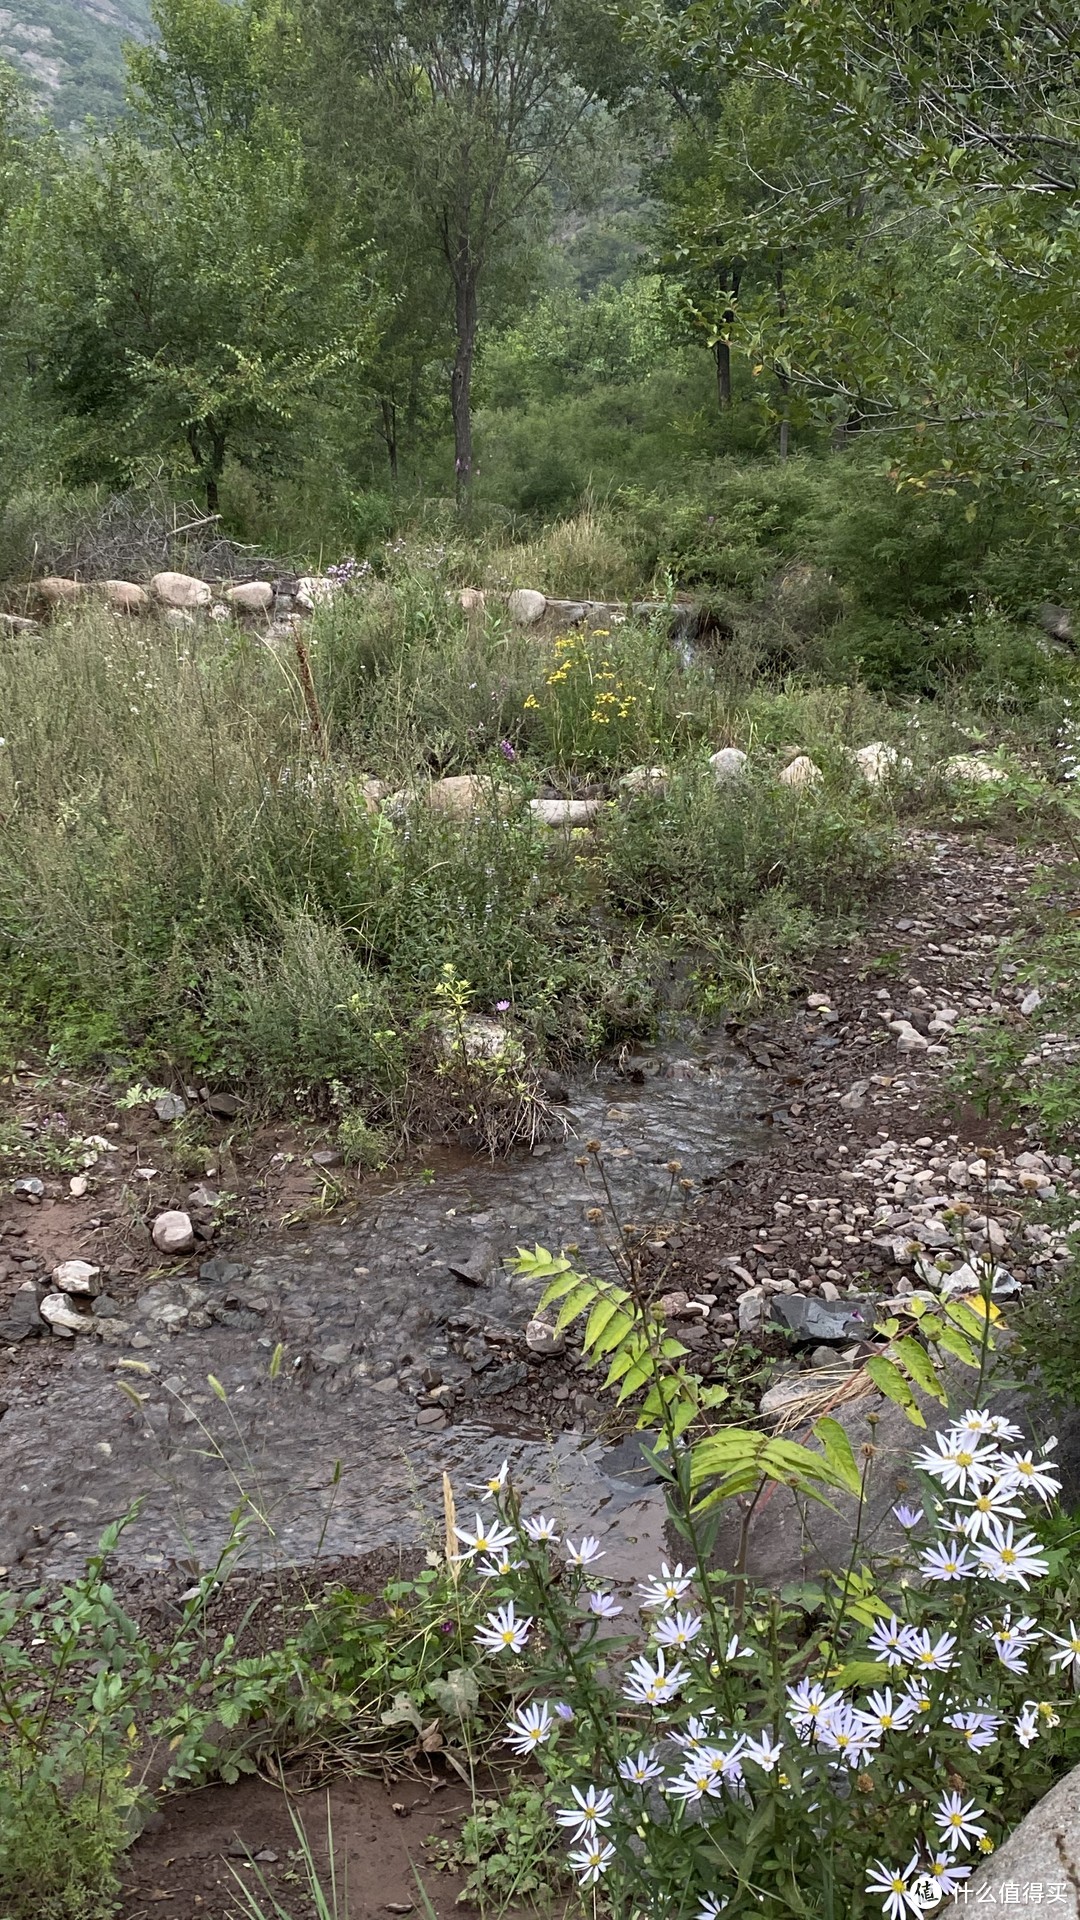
52 1260 101 1297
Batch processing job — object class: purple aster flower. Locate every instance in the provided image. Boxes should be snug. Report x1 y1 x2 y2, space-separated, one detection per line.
495 999 510 1012
499 739 517 761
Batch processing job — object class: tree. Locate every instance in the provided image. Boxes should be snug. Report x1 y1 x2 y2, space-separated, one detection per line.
0 63 59 504
310 0 621 497
40 0 384 509
644 0 1080 488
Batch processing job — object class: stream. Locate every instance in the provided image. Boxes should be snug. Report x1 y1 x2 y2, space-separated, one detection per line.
0 1036 764 1586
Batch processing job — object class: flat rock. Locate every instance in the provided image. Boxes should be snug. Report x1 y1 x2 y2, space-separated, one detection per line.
0 612 38 633
150 571 212 610
942 754 1008 784
447 1244 496 1287
529 797 601 828
154 1092 187 1123
151 1210 196 1255
769 1293 872 1343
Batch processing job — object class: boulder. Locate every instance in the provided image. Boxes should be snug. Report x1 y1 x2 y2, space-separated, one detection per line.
355 777 385 813
225 581 273 614
150 571 212 610
39 1292 95 1337
779 755 822 790
295 575 336 611
459 588 486 617
853 741 897 786
51 1259 101 1297
101 580 148 615
151 1209 196 1255
619 766 667 797
0 613 38 633
965 1762 1080 1913
508 588 547 627
942 754 1008 784
710 746 748 784
35 577 83 609
529 797 601 828
0 1286 45 1341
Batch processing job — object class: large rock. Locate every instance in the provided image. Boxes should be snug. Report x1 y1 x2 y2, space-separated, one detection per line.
225 581 273 614
150 572 212 610
619 766 667 797
39 1292 95 1337
942 753 1009 785
151 1210 196 1255
779 755 822 790
508 588 547 627
965 1764 1080 1913
295 575 336 611
529 797 601 828
35 577 83 609
101 580 148 615
0 613 38 633
853 741 898 786
459 588 486 618
710 747 748 784
51 1259 101 1297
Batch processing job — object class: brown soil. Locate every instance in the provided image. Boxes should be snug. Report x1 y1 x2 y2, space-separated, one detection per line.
121 1768 533 1920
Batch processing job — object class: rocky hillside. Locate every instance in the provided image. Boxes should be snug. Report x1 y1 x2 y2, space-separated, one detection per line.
0 0 148 124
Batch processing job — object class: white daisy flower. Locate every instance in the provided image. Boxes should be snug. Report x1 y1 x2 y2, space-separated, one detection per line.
666 1758 726 1805
565 1535 604 1568
1046 1620 1080 1672
864 1855 924 1920
554 1785 614 1840
978 1608 1041 1674
637 1561 696 1608
999 1446 1061 1503
583 1590 622 1619
934 1790 988 1854
1014 1704 1041 1748
725 1633 754 1660
477 1551 524 1577
474 1459 509 1500
654 1609 703 1650
622 1648 688 1706
920 1538 977 1581
907 1628 957 1672
522 1514 559 1543
925 1855 971 1897
786 1679 845 1736
953 1409 1021 1445
617 1748 663 1786
856 1688 916 1737
696 1899 729 1920
743 1729 783 1771
943 1708 1001 1753
567 1838 615 1887
954 1478 1026 1540
818 1706 879 1767
867 1615 919 1667
454 1511 516 1559
901 1678 933 1716
914 1431 998 1494
474 1601 532 1655
504 1701 552 1755
672 1716 718 1752
973 1518 1049 1590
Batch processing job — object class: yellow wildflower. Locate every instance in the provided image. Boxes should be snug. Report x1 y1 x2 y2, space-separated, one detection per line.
523 694 540 711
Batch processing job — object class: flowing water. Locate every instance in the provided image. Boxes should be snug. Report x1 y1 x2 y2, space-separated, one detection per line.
0 1036 764 1583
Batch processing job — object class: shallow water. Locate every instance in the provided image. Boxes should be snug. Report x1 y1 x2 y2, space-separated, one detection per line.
0 1036 763 1582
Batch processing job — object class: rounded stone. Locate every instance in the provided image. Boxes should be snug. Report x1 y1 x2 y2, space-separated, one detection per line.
101 580 148 615
508 588 547 627
225 581 273 613
709 746 748 783
150 571 212 610
151 1210 197 1255
779 755 823 790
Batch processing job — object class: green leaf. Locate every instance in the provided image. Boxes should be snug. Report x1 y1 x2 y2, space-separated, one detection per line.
931 1323 979 1367
812 1416 862 1495
554 1282 596 1331
891 1335 947 1403
864 1355 926 1426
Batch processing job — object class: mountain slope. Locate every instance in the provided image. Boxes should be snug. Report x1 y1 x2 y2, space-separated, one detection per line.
0 0 149 125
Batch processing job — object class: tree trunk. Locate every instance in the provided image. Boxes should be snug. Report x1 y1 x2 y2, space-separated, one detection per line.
380 395 399 484
714 338 732 411
451 262 478 502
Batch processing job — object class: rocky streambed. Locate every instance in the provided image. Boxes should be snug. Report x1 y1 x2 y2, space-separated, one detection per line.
0 1037 764 1587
